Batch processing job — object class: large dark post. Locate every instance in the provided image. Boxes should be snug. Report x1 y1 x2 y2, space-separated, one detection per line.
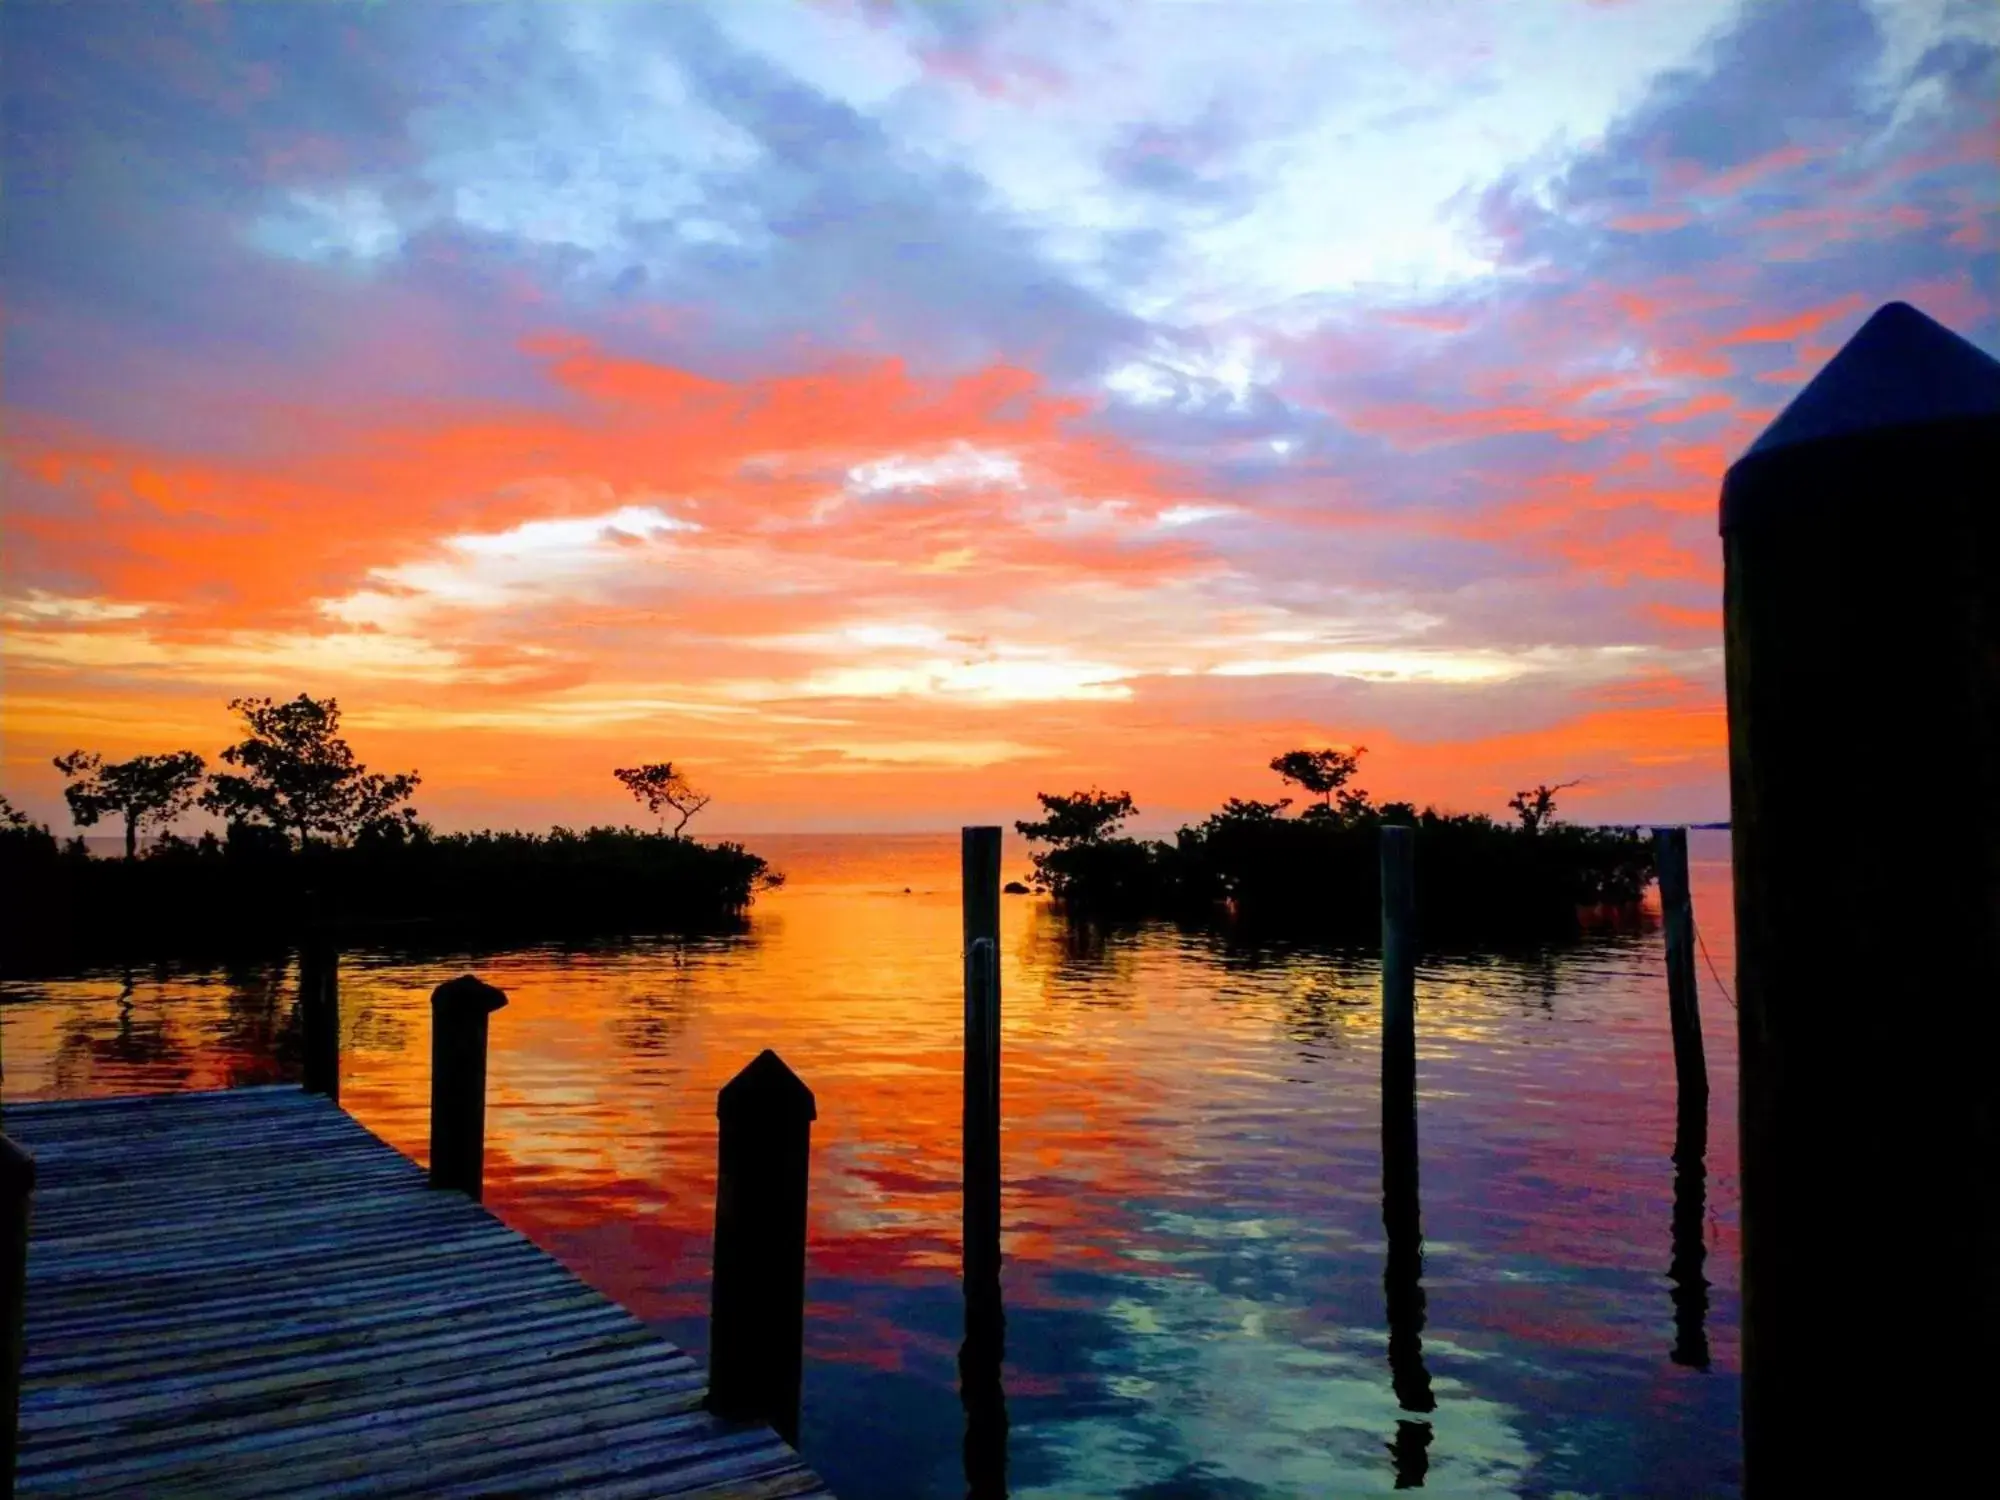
707 1049 815 1449
428 976 507 1201
1653 827 1707 1102
298 924 340 1102
1722 301 2000 1494
960 826 1007 1498
1378 825 1433 1482
961 827 1003 1311
2 1136 33 1500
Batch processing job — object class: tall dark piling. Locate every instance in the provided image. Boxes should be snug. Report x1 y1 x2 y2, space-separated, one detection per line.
1379 825 1433 1459
2 1136 33 1500
1381 825 1417 1121
428 975 507 1201
960 826 1007 1497
961 827 1003 1319
707 1049 815 1448
1722 300 2000 1493
1656 828 1710 1370
1653 827 1707 1103
298 923 341 1102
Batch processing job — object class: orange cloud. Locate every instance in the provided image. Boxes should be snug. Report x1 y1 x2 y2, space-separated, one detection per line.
1646 392 1733 425
1716 294 1866 346
4 343 1193 638
1643 602 1723 633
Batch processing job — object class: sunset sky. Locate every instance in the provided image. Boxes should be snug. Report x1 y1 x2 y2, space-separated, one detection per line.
3 0 1995 834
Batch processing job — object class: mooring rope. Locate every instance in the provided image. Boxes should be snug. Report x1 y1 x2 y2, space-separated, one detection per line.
1693 917 1738 1010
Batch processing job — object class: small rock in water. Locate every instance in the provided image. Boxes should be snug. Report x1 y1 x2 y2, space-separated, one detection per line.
1003 880 1030 895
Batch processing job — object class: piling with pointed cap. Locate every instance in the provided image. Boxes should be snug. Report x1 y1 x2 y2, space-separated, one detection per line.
707 1048 815 1448
2 1136 33 1500
428 976 507 1201
1722 301 2000 1495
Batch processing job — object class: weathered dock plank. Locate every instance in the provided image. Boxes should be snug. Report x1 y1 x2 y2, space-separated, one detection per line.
5 1088 830 1498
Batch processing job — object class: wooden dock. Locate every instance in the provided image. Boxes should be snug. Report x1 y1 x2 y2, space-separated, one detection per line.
4 1085 831 1499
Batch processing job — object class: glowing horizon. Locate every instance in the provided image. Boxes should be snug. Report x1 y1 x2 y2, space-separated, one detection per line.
3 1 1995 835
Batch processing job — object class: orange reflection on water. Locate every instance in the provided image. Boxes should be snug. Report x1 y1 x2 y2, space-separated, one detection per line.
1 831 1744 1498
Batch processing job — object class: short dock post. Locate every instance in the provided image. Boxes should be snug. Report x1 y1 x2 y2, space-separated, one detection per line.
429 976 507 1201
1722 301 2000 1494
1653 827 1707 1102
707 1049 815 1448
1379 823 1433 1441
2 1136 33 1500
298 924 341 1102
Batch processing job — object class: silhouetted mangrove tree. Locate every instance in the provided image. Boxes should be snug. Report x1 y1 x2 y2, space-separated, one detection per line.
1 811 778 977
1016 751 1655 940
3 694 775 976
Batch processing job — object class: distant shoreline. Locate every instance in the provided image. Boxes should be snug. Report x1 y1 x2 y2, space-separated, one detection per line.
63 821 1732 855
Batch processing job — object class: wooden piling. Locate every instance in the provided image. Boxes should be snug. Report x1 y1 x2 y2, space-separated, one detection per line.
1380 825 1417 1116
1722 301 2000 1494
1653 827 1707 1102
960 827 1007 1493
2 1135 32 1500
961 827 1003 1323
428 975 507 1201
1378 824 1433 1432
298 928 340 1102
707 1048 815 1449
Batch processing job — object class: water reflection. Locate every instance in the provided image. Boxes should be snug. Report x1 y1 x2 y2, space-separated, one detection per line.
960 1289 1009 1499
56 974 185 1074
1669 1088 1712 1371
1389 1419 1434 1490
1381 978 1434 1488
0 831 1744 1499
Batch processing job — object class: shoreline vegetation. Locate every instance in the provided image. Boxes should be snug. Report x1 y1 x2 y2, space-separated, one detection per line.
3 700 1664 976
1 693 777 978
1016 749 1658 941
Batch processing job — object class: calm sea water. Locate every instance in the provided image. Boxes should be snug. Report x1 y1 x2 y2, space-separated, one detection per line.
0 830 1740 1498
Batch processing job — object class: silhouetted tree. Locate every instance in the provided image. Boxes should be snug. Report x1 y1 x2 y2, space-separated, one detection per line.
0 794 58 860
613 762 712 836
1015 788 1136 846
1270 746 1369 821
52 749 207 858
1508 780 1582 834
1208 796 1293 825
1014 789 1157 905
200 694 420 847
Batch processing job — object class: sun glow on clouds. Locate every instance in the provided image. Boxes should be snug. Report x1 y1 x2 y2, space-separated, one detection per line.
1 592 151 624
777 653 1133 706
845 444 1024 497
323 505 701 625
3 0 1994 828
